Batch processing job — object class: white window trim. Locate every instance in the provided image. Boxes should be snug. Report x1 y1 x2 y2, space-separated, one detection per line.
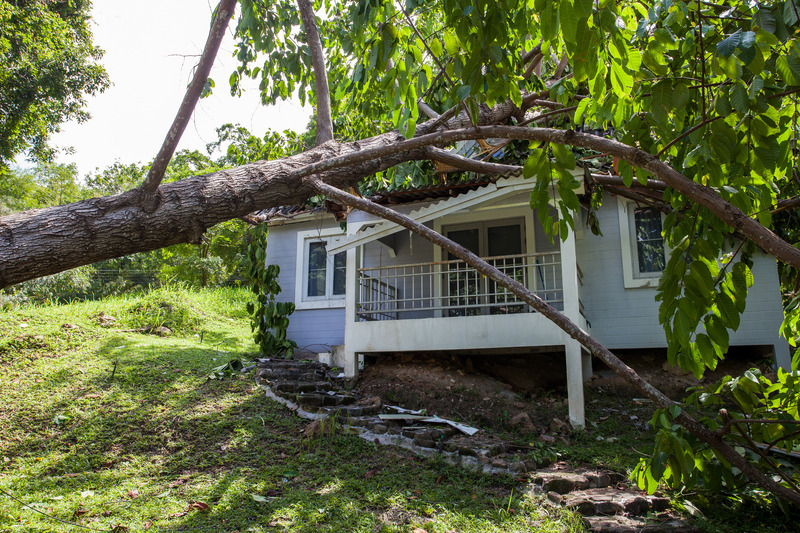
617 199 668 289
294 228 347 310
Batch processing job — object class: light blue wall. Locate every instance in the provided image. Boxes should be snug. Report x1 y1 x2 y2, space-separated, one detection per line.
266 218 345 351
576 194 789 366
361 225 436 319
267 195 790 367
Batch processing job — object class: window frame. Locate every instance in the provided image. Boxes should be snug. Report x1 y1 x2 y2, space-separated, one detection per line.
294 228 347 309
617 199 668 289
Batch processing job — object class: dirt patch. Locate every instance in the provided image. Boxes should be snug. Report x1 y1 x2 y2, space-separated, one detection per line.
353 349 775 439
355 352 570 439
587 347 777 398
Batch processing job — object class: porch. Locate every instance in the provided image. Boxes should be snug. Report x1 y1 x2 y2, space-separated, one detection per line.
329 178 590 426
356 251 564 321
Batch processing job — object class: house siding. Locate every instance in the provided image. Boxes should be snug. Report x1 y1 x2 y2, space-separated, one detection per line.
265 192 789 369
576 194 789 366
266 217 345 351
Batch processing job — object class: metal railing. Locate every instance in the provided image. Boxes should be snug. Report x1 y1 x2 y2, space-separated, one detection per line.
357 252 563 321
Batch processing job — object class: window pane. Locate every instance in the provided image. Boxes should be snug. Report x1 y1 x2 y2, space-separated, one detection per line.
446 228 480 259
307 241 327 297
333 251 346 295
634 208 665 273
487 224 522 256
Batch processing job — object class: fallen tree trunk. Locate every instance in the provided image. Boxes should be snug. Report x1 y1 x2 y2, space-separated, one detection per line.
5 122 800 287
0 133 427 289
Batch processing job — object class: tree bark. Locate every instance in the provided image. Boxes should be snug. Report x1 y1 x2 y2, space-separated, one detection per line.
3 119 800 286
312 179 800 507
297 0 334 145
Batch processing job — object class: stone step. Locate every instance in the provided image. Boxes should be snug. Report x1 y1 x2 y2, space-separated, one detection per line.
582 514 698 533
294 392 356 408
256 369 327 383
272 380 332 393
323 404 382 418
560 488 669 517
535 472 593 494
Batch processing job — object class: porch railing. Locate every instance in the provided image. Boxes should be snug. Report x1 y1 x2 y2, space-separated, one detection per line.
357 252 563 321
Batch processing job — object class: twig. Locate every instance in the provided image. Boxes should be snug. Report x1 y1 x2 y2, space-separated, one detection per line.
656 116 721 158
110 359 118 381
768 87 800 100
0 487 100 531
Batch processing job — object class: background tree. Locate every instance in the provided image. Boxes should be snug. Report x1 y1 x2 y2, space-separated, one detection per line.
0 0 109 166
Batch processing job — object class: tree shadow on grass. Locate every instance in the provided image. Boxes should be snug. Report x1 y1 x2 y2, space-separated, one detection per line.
1 336 579 532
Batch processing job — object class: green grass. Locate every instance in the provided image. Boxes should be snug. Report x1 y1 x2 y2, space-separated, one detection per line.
0 287 583 532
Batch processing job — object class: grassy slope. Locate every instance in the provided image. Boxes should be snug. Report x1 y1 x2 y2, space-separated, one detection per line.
0 287 582 532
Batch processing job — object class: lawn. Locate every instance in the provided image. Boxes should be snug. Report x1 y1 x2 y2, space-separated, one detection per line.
0 287 583 532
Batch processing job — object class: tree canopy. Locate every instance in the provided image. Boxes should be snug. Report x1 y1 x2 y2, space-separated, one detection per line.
2 0 800 506
0 0 108 166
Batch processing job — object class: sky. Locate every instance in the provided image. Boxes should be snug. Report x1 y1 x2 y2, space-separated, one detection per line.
47 0 312 177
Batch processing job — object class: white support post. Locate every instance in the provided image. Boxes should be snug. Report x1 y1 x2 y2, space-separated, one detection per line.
560 219 587 426
565 340 586 427
343 242 360 378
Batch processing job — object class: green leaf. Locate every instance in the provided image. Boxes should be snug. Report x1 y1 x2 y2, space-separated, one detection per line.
777 54 800 85
523 148 548 179
456 84 472 101
729 83 749 114
752 8 777 33
443 31 458 55
429 37 443 57
695 334 719 369
573 98 591 123
673 309 692 350
715 292 741 330
716 30 741 58
551 143 575 169
785 0 799 26
650 81 672 125
559 0 579 42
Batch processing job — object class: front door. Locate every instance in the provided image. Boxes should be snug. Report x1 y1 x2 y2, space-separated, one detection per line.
444 219 525 316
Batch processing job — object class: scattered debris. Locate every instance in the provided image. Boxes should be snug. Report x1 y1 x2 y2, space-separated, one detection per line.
95 312 117 326
207 359 245 380
378 413 479 436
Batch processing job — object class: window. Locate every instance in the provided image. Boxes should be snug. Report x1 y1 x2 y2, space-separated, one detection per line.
617 200 667 288
633 207 666 274
443 219 527 316
295 229 347 309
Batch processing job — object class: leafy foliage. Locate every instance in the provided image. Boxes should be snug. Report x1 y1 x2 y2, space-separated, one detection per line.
635 368 800 509
227 0 800 504
244 224 297 357
0 0 108 165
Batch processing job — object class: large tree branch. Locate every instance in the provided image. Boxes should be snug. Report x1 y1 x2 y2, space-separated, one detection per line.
310 179 800 507
287 125 800 269
138 0 236 198
4 118 800 285
297 0 333 145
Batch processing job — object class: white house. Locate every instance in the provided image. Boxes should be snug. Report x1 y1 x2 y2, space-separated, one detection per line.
263 174 790 426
